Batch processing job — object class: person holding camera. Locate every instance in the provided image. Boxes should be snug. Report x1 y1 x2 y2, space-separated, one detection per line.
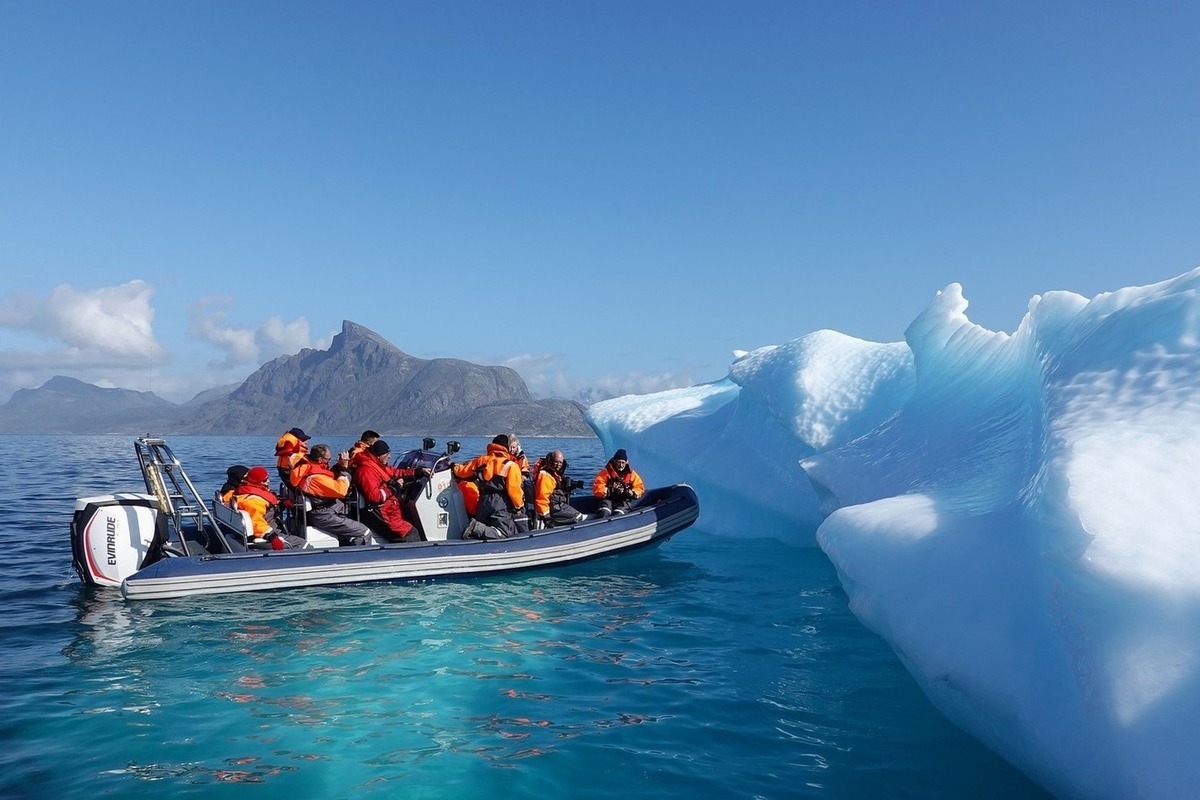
289 443 374 545
533 450 586 528
592 449 645 517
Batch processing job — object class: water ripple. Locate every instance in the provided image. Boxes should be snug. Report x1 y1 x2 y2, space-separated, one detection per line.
0 436 1049 799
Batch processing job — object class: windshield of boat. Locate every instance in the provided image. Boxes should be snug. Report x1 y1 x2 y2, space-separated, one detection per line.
394 448 445 473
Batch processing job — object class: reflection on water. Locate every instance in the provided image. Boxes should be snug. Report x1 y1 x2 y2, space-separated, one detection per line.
66 578 678 790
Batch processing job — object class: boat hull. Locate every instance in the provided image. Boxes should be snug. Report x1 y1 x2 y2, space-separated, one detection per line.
121 484 699 600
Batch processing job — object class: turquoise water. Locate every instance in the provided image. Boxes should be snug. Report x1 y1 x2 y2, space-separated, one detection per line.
1 436 1050 798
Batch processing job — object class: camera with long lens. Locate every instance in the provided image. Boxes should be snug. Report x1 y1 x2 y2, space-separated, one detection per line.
608 482 631 498
567 479 585 491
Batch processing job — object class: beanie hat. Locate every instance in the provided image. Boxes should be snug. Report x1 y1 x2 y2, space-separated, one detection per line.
492 434 510 448
613 449 628 462
246 466 270 484
370 440 391 456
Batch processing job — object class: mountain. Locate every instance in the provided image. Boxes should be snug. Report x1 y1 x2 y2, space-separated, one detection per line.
179 382 240 408
0 376 181 434
184 321 592 436
0 322 594 436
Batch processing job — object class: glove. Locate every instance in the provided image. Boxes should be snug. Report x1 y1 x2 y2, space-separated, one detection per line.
267 532 286 551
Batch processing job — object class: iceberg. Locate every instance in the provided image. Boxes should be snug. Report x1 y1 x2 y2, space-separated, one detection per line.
587 268 1200 799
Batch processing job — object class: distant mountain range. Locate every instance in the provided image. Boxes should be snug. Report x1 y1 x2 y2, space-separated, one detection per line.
0 321 594 437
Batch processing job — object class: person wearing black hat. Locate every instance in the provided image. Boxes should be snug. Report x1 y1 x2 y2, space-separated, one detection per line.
275 427 312 482
452 434 527 539
219 465 250 503
351 439 428 543
592 449 645 517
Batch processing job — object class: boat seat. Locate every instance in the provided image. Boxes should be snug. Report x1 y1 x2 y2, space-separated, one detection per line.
275 485 342 548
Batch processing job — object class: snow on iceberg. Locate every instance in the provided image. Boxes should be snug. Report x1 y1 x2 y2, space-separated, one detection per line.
589 330 914 543
587 268 1200 799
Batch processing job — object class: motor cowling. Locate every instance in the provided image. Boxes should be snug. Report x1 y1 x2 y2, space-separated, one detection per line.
71 494 164 588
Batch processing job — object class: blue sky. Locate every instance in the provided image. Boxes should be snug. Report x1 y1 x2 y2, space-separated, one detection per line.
1 2 1197 403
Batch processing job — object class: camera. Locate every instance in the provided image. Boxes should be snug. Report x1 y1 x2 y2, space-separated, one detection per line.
567 479 585 491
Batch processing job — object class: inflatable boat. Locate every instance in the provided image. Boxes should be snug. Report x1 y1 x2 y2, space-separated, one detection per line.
71 437 700 600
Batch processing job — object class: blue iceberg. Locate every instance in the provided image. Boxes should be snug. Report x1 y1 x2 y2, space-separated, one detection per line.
588 268 1200 799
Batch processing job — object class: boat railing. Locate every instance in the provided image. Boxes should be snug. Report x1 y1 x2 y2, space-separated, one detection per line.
134 437 234 556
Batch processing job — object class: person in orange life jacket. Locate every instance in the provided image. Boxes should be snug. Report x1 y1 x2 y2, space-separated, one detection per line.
347 430 380 463
508 437 529 472
533 450 585 528
593 449 645 517
452 470 481 516
451 454 482 517
453 434 527 539
352 439 429 543
289 443 373 546
275 427 311 482
219 465 249 503
232 466 305 550
508 436 535 517
449 432 525 519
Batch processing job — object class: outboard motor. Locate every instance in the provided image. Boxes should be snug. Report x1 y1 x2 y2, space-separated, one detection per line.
71 493 166 588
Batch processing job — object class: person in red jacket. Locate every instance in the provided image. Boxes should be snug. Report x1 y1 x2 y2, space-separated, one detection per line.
352 440 427 543
289 443 373 545
592 449 645 517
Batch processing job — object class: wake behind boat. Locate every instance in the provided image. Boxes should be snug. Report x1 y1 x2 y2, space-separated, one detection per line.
71 437 699 600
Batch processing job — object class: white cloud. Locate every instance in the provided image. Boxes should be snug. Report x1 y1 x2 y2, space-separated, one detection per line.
257 315 318 358
0 280 166 360
0 280 174 399
187 297 317 367
0 284 698 406
187 296 258 367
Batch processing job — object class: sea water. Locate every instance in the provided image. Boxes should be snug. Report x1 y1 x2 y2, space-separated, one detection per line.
0 435 1050 799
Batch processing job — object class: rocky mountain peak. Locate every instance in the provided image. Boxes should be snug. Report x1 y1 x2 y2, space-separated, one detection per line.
0 320 594 436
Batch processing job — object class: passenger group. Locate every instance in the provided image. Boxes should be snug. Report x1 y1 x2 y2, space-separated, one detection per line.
224 426 643 549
